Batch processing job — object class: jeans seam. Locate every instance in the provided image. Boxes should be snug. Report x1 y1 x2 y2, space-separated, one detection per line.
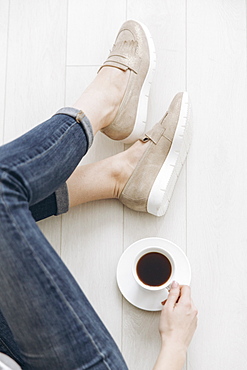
0 174 112 368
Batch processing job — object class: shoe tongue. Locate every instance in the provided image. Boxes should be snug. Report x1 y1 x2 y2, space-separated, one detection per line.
98 39 140 74
112 40 138 59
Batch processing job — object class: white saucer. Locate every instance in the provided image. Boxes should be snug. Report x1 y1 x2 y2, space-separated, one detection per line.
116 237 191 311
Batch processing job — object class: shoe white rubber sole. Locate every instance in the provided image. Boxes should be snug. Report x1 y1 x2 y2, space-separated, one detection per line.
147 92 192 216
120 20 156 144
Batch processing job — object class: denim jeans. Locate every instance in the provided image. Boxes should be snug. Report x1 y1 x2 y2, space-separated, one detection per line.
0 108 128 370
29 182 69 221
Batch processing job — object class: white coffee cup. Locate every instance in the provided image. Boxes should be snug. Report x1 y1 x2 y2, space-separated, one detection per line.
132 246 175 291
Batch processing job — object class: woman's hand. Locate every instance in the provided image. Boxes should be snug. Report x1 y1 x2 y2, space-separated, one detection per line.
153 281 198 370
159 281 198 351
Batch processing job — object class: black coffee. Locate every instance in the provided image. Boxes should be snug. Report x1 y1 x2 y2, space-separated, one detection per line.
136 252 172 287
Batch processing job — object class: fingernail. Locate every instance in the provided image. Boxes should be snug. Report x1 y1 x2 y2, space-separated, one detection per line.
161 299 167 305
171 281 178 288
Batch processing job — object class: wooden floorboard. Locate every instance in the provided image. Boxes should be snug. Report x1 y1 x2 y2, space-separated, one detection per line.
187 1 247 369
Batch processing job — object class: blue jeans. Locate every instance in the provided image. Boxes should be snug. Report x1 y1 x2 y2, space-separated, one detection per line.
0 108 128 370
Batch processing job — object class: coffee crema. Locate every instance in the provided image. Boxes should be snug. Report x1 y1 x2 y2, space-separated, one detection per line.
136 252 172 287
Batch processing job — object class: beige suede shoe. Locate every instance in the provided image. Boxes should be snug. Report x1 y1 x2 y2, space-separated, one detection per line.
99 20 156 143
119 92 192 216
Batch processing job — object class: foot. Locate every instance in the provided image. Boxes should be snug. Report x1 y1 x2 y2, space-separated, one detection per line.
66 137 149 208
118 92 192 216
73 20 155 141
111 139 151 198
73 67 130 135
100 20 156 143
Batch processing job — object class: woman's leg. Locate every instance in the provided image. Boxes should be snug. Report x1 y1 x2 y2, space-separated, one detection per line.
0 66 132 370
0 112 128 370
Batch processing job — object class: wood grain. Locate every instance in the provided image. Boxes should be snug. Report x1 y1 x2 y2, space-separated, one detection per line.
67 0 126 66
3 0 67 143
187 1 247 369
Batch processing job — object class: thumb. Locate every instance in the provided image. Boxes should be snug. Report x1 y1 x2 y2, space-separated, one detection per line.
166 281 180 308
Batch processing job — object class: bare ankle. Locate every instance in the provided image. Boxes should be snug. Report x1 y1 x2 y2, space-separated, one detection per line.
112 140 150 198
72 67 130 134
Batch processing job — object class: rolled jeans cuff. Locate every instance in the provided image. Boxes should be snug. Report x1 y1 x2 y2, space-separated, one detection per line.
55 107 94 149
29 183 69 221
55 183 69 215
52 108 93 217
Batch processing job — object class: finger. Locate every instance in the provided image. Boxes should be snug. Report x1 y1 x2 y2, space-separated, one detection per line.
179 285 192 304
166 281 180 308
161 299 167 306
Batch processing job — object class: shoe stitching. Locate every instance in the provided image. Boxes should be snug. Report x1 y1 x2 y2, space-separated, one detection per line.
163 134 172 143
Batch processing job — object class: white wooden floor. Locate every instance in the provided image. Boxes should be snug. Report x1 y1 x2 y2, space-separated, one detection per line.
1 1 247 369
